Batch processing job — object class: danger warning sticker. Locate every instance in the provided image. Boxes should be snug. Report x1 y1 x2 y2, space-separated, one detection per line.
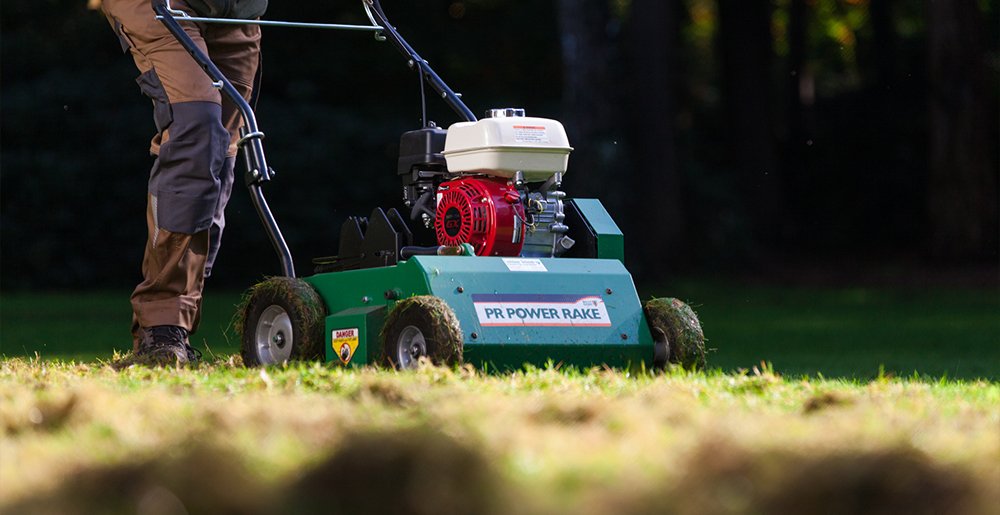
472 294 611 327
332 328 360 364
512 125 550 144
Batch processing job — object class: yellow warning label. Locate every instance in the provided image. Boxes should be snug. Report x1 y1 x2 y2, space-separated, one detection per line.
332 328 360 364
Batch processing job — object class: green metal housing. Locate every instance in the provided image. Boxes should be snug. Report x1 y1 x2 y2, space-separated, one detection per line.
303 198 654 370
572 198 625 262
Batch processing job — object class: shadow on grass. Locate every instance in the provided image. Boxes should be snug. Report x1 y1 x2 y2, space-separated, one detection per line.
4 428 988 515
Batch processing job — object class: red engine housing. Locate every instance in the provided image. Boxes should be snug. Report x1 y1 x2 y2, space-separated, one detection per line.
434 177 525 256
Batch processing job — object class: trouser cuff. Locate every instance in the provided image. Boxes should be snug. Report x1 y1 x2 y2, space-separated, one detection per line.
131 295 200 333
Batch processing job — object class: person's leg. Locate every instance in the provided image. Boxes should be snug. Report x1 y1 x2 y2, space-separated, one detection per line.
203 22 261 282
102 0 229 350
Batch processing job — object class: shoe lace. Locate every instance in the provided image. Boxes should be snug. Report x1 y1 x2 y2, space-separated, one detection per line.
142 326 201 363
148 325 188 348
152 325 202 361
185 344 203 362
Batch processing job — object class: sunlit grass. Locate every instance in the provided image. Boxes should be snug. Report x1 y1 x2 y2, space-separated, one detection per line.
1 357 997 514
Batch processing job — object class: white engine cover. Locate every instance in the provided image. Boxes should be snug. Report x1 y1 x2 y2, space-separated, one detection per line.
443 116 573 182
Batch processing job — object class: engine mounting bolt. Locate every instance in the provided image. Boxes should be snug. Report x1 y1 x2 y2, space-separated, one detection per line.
606 288 613 295
620 333 628 340
362 296 371 303
471 332 478 339
457 286 464 293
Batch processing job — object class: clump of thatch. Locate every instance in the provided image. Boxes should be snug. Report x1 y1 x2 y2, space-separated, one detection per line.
111 350 196 371
803 391 853 414
285 427 503 515
380 296 463 368
351 378 416 407
234 277 327 365
2 392 78 436
614 439 980 515
5 442 275 515
644 297 706 370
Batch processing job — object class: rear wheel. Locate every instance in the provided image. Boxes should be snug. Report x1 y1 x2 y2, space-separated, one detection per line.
381 296 463 369
644 297 706 370
239 277 326 366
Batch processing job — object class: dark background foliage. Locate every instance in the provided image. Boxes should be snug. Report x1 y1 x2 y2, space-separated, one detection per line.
1 0 997 290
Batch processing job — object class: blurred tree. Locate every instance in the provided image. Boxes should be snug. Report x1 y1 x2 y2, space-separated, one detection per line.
870 0 896 90
782 0 812 245
3 0 998 290
927 0 998 259
624 0 686 273
554 0 614 197
717 0 780 251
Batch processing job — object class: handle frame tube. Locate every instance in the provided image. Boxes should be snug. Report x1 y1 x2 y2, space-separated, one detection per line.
154 2 295 277
364 0 477 122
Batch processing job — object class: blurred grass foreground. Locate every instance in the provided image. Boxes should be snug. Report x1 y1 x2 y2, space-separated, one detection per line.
0 280 998 514
0 359 998 514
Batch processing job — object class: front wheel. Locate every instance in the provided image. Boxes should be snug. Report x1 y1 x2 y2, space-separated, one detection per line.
381 296 463 369
239 277 326 366
644 297 706 370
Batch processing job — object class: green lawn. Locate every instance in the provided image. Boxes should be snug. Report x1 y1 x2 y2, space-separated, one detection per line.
670 282 999 380
1 282 998 379
2 283 998 514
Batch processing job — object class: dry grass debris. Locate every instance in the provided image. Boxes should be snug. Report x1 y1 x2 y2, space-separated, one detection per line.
0 357 997 514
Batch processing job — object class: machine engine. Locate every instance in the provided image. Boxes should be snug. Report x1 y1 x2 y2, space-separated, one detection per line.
434 176 524 256
399 108 577 258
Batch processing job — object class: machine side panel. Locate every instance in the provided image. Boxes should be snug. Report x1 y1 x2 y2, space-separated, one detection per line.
572 199 625 263
411 256 652 370
306 256 655 370
306 261 432 363
324 306 386 367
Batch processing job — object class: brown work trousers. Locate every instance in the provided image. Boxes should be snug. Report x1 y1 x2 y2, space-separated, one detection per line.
101 0 260 348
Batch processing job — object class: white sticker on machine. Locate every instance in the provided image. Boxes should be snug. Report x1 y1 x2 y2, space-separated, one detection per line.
472 294 611 327
332 327 360 364
512 125 550 144
502 258 548 272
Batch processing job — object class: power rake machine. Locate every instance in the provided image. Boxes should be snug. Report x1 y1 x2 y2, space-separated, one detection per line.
155 0 706 371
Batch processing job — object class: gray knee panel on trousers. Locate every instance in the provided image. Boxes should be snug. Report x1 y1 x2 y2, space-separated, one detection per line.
149 101 229 235
205 156 236 278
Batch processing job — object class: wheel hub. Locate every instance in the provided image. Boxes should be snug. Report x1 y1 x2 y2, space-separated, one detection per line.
396 325 427 369
255 305 294 364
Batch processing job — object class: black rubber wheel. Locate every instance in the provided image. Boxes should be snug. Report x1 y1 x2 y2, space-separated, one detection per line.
380 296 463 369
644 297 706 370
239 277 327 367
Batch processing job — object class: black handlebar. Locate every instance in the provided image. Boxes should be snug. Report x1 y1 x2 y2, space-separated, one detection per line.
151 0 478 278
365 0 477 123
153 1 296 278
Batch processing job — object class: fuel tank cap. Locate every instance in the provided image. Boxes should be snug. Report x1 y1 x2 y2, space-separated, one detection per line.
485 108 526 118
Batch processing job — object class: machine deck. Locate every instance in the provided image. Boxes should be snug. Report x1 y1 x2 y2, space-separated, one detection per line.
306 256 655 370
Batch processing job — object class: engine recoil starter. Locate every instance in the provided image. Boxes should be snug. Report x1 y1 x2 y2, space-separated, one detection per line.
434 177 525 256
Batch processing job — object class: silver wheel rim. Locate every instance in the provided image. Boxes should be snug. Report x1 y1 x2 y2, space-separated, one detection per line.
255 305 293 364
395 325 427 369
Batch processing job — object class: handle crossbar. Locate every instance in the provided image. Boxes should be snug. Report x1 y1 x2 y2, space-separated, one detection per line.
159 0 384 31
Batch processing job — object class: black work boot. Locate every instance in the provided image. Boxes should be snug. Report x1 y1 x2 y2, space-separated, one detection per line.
136 325 199 366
